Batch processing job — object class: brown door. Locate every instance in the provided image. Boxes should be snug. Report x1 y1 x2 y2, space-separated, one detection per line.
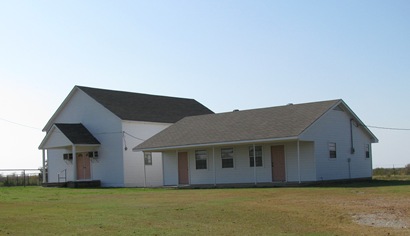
271 145 286 182
178 152 189 185
76 153 91 180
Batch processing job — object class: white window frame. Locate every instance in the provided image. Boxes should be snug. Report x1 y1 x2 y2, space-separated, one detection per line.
365 144 370 158
249 146 263 167
221 148 234 168
329 142 336 158
144 152 152 166
195 150 208 170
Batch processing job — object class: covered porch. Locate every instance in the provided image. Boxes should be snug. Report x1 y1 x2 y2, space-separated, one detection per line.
142 139 316 187
38 123 101 186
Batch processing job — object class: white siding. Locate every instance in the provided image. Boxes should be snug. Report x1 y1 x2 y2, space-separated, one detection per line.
46 89 124 187
41 128 71 149
47 149 74 182
122 121 171 187
300 109 373 180
161 142 315 185
284 141 316 182
163 152 178 186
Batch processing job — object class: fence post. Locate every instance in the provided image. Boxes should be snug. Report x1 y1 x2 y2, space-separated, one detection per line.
23 170 26 187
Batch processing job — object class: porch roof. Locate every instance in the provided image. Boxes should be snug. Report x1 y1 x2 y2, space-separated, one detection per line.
134 100 342 152
54 123 100 145
39 123 100 149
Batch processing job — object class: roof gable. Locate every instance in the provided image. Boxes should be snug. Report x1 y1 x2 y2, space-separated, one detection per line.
42 86 214 131
135 100 342 151
77 86 214 123
39 123 100 149
54 123 100 145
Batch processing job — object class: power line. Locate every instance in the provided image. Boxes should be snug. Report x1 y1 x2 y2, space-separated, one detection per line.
366 125 410 131
123 131 146 141
0 117 42 130
1 115 409 133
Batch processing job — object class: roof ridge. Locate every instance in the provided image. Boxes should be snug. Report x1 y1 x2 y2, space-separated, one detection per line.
76 85 197 101
186 99 343 118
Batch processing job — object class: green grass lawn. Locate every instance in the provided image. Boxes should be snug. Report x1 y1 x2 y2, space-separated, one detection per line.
0 181 409 235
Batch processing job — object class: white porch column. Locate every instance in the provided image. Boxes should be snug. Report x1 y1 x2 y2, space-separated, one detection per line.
253 144 257 185
42 149 46 183
143 152 147 188
297 140 301 184
213 147 216 186
72 145 77 181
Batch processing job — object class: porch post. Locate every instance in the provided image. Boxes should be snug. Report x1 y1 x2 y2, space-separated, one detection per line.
143 152 147 188
42 149 46 183
72 145 77 181
213 147 216 186
253 144 257 185
297 140 301 184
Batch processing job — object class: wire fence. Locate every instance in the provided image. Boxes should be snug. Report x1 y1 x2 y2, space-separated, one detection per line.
0 169 43 187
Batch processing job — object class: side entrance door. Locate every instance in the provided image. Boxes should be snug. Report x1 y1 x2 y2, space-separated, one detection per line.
76 153 91 180
271 145 286 182
178 152 189 185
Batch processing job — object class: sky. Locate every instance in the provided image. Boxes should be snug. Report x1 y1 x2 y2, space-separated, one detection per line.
0 0 409 171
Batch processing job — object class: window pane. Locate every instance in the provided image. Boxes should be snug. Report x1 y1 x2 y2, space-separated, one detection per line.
221 148 233 168
249 146 263 167
195 150 207 169
329 143 336 158
222 158 234 168
221 148 233 159
365 144 370 158
144 153 152 165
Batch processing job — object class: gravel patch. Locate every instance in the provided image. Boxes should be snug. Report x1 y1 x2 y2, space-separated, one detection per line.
352 212 409 229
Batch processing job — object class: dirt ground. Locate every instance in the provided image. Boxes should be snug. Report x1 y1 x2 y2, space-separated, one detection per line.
348 195 410 229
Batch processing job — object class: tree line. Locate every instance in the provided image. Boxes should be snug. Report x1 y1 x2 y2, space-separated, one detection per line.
373 164 410 176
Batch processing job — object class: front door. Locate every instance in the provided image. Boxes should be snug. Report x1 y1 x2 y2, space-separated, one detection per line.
178 152 189 185
271 145 286 182
76 153 91 180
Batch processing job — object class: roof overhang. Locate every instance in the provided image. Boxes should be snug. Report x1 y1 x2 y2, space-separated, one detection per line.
133 136 299 152
39 124 101 149
42 87 79 132
335 100 379 143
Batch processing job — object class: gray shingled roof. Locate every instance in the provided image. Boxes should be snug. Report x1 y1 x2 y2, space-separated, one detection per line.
135 100 341 150
55 123 100 145
77 86 214 123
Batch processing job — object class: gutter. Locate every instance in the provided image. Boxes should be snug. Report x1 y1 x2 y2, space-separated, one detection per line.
133 136 299 152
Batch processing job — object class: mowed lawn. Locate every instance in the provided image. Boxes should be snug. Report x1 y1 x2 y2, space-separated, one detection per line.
0 181 409 236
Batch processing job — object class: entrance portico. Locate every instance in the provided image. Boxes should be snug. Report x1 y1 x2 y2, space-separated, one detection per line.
38 123 100 183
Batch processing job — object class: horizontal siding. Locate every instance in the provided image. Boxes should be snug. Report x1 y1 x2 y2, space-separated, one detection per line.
163 152 178 186
48 90 125 187
47 149 74 183
301 109 372 180
122 121 171 187
162 141 316 185
285 142 316 182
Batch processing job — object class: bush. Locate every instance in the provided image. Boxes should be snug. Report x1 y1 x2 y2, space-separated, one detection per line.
404 164 410 175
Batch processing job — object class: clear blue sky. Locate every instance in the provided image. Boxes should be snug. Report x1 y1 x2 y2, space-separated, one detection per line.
0 0 409 170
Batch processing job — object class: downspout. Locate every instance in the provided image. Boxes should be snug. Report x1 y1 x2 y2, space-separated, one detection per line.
350 119 355 154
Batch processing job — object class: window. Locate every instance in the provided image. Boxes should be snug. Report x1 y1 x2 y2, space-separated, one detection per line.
249 146 263 167
195 150 207 169
329 143 336 158
365 144 370 158
221 148 234 168
144 152 152 165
